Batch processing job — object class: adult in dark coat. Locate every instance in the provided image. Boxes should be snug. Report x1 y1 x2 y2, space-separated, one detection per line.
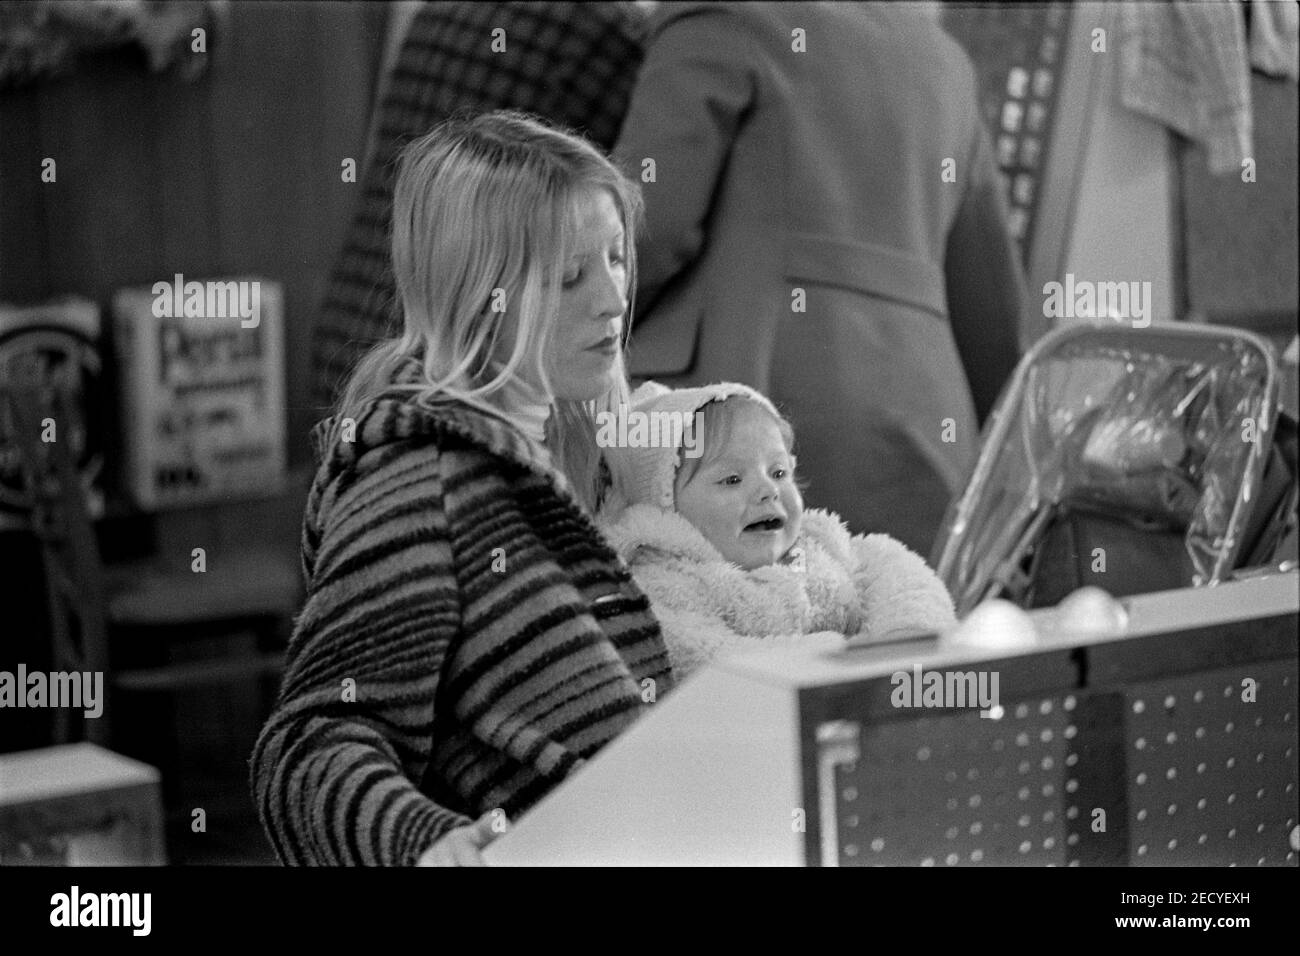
614 1 1029 555
311 1 648 408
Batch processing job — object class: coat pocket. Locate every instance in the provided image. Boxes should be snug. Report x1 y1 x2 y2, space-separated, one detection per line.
784 231 949 320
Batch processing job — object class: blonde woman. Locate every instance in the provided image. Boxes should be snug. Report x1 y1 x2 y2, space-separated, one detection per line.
251 111 673 866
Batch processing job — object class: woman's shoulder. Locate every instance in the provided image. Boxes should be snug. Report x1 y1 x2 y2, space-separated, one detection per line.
302 395 558 565
313 393 550 483
304 395 559 548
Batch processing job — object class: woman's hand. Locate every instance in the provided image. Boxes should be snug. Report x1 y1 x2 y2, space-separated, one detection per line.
417 811 506 867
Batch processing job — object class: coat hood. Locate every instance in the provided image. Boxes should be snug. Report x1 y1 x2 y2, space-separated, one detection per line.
302 356 565 575
309 355 556 482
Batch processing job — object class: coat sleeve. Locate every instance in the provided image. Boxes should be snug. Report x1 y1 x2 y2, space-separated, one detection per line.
850 533 958 640
612 5 758 316
655 602 846 682
627 548 840 679
250 444 472 865
943 100 1030 426
631 548 812 638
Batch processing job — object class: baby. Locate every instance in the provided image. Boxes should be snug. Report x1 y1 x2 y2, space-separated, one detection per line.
598 381 957 678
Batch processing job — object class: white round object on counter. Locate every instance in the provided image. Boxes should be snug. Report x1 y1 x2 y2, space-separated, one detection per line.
1055 586 1129 636
945 599 1038 648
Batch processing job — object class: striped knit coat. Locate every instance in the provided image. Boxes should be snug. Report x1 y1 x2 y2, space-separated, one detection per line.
250 375 674 866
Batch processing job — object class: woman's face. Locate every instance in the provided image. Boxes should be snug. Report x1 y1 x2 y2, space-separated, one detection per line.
544 188 628 402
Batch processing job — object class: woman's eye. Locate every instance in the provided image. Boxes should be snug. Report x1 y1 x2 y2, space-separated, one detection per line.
562 269 582 288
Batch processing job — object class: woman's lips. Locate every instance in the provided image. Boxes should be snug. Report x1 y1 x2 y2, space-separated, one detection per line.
586 335 619 355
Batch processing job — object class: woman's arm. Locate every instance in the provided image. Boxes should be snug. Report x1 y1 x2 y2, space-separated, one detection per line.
250 443 471 865
943 102 1029 426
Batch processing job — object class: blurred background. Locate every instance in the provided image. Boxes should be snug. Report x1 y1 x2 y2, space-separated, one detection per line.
0 1 1295 865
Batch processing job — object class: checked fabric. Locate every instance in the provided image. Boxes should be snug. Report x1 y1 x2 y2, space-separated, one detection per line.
311 1 648 410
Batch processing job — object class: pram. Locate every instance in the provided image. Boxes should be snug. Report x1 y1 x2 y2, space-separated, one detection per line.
932 321 1298 617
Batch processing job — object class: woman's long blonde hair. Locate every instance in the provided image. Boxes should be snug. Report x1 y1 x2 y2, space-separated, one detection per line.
336 110 644 512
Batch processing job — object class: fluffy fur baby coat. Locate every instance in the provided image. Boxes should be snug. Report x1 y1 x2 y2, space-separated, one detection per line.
599 502 957 679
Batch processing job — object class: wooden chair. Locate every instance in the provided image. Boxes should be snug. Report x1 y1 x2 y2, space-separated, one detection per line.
3 382 112 745
1 381 303 752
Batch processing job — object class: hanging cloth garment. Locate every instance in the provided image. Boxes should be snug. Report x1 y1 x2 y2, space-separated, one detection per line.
1117 1 1254 175
1248 0 1299 81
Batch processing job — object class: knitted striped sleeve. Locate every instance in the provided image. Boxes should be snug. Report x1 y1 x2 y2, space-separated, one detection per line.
250 441 471 865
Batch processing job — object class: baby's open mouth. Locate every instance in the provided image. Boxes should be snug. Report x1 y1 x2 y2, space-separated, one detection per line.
743 516 785 533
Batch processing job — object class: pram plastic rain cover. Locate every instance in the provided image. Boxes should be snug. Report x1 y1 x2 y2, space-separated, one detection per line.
933 323 1278 616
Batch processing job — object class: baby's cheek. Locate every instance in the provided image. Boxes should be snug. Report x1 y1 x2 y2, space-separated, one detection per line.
786 514 804 546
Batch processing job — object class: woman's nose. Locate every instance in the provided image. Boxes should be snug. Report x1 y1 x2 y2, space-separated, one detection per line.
591 262 625 320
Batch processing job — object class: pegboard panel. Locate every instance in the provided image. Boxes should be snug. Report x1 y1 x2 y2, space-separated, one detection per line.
1123 659 1298 867
822 693 1107 866
818 662 1298 866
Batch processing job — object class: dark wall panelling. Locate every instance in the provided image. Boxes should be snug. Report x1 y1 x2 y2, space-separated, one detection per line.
0 1 387 470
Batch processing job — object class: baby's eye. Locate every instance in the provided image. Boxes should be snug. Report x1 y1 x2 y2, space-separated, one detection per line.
772 467 788 480
718 474 742 486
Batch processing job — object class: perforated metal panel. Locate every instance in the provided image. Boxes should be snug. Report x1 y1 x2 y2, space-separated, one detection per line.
817 660 1298 867
822 696 1080 866
1124 661 1297 866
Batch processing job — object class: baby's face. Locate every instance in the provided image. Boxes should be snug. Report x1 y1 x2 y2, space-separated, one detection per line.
673 402 804 570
